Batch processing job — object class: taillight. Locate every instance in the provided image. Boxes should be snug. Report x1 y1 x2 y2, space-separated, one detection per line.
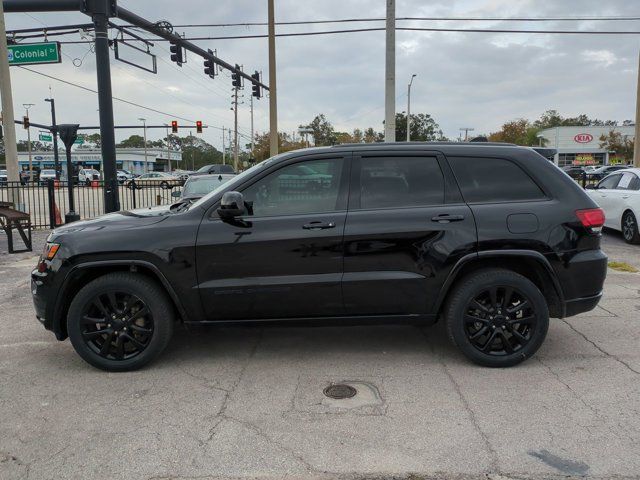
576 208 605 231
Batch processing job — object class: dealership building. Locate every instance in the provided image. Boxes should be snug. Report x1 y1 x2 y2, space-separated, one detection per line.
13 147 183 176
537 125 635 167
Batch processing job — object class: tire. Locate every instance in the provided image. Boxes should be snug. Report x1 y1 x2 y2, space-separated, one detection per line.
67 272 174 372
621 211 640 244
444 269 549 368
160 181 169 190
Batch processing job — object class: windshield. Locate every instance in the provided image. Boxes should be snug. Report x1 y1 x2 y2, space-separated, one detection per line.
183 175 232 196
196 165 212 173
191 155 285 209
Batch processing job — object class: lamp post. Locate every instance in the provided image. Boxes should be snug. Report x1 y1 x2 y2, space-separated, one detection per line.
23 103 35 180
139 118 148 173
44 98 61 179
406 74 416 142
163 123 171 172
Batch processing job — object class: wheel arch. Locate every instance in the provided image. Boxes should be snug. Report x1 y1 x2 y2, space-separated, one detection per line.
435 250 565 319
52 260 188 340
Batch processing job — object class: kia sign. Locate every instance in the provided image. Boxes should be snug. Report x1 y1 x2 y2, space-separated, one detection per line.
574 133 594 143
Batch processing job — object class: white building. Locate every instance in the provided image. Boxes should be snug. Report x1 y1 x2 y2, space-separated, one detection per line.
537 126 635 167
16 147 183 176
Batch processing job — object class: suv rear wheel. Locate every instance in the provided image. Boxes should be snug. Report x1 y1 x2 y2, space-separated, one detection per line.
67 273 174 372
445 269 549 367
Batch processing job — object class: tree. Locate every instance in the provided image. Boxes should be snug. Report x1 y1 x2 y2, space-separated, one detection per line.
363 127 383 143
308 114 336 146
117 135 146 148
352 128 364 143
488 119 541 145
599 130 634 162
394 113 446 141
252 132 305 161
84 133 101 148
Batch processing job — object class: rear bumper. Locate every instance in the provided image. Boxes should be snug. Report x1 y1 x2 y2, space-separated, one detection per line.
556 249 607 318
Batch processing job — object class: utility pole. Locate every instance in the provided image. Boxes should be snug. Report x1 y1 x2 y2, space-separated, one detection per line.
45 97 61 179
0 1 19 189
139 117 148 172
23 103 35 179
164 123 171 171
634 50 640 168
250 94 255 158
406 74 416 142
233 85 239 171
221 126 226 165
384 0 396 142
268 0 278 156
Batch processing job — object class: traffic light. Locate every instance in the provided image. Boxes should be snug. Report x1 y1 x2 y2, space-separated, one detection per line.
23 116 30 129
204 49 216 79
251 71 261 99
231 64 242 88
169 41 183 66
171 120 178 133
196 121 203 134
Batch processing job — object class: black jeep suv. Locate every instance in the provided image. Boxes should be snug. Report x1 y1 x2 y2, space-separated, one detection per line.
31 143 607 371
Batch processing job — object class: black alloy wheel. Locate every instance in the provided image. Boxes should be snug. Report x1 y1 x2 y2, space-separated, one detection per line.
445 269 549 367
622 211 640 244
463 285 535 356
80 291 154 361
68 273 174 371
160 181 169 189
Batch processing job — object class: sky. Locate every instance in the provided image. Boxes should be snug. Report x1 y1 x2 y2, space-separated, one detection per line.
3 0 639 151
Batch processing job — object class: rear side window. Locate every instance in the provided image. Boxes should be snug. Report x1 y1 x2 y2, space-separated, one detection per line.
449 157 545 203
597 174 622 190
359 156 444 209
615 172 639 191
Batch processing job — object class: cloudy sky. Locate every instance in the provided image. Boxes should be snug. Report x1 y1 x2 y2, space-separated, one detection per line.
4 0 639 151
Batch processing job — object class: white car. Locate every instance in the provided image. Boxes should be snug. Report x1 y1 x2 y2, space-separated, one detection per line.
586 168 640 244
78 168 101 185
38 169 57 185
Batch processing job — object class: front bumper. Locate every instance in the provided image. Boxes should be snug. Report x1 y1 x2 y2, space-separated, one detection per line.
31 269 56 334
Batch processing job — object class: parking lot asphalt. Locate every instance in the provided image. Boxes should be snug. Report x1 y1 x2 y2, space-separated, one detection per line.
1 229 639 480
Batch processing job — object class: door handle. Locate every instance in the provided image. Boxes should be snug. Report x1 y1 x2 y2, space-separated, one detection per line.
303 221 336 230
622 195 630 199
431 214 465 223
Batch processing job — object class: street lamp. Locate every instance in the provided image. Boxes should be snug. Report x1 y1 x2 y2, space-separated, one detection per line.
23 103 35 180
536 133 545 147
138 118 148 173
163 123 172 171
406 74 416 142
44 98 61 179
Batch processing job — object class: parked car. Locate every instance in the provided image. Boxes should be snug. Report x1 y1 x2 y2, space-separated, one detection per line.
585 168 640 243
126 171 181 189
78 168 101 185
561 165 586 180
589 165 630 181
192 164 236 175
19 170 36 184
32 142 607 371
117 169 135 184
0 169 7 184
171 173 235 202
172 170 193 182
38 169 57 185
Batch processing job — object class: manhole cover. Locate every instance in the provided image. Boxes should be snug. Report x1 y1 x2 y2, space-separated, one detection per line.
323 384 357 399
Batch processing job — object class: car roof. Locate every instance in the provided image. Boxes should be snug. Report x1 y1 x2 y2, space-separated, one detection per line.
187 173 235 180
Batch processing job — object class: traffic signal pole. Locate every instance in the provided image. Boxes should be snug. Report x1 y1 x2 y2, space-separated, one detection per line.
233 85 239 171
634 50 640 168
268 0 278 157
384 0 396 142
0 1 20 188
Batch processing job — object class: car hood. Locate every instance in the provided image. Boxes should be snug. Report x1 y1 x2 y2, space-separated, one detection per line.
50 205 173 237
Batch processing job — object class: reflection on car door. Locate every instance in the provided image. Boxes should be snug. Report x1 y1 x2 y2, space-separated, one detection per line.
342 153 476 316
195 154 350 320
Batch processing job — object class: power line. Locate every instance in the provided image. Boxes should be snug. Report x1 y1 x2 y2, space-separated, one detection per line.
58 26 640 44
125 15 640 28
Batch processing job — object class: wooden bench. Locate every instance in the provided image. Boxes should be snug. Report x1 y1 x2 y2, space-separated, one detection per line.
0 201 33 253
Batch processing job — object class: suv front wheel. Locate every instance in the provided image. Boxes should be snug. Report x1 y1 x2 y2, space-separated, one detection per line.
67 272 174 371
445 269 549 367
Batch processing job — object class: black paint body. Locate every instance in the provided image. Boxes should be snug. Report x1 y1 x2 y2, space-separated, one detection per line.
31 143 607 340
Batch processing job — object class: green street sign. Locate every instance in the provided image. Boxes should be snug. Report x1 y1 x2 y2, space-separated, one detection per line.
39 133 53 142
74 136 85 145
8 42 61 66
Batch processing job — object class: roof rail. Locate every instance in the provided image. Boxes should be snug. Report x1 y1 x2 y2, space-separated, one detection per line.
331 141 518 148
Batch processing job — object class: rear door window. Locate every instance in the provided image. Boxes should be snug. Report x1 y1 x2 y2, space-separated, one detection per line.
358 156 444 209
449 157 545 203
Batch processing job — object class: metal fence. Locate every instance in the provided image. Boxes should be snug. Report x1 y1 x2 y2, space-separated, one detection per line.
0 180 184 229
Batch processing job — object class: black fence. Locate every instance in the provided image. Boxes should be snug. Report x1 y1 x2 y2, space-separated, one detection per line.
0 179 184 229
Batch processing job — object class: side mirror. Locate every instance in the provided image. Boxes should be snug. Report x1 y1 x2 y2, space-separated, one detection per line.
217 191 246 219
171 190 181 198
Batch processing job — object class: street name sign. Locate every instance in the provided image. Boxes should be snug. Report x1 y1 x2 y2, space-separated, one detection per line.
8 42 62 66
39 133 53 142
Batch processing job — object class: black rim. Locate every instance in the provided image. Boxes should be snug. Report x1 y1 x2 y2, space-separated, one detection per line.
80 291 154 361
623 213 635 241
463 285 536 356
